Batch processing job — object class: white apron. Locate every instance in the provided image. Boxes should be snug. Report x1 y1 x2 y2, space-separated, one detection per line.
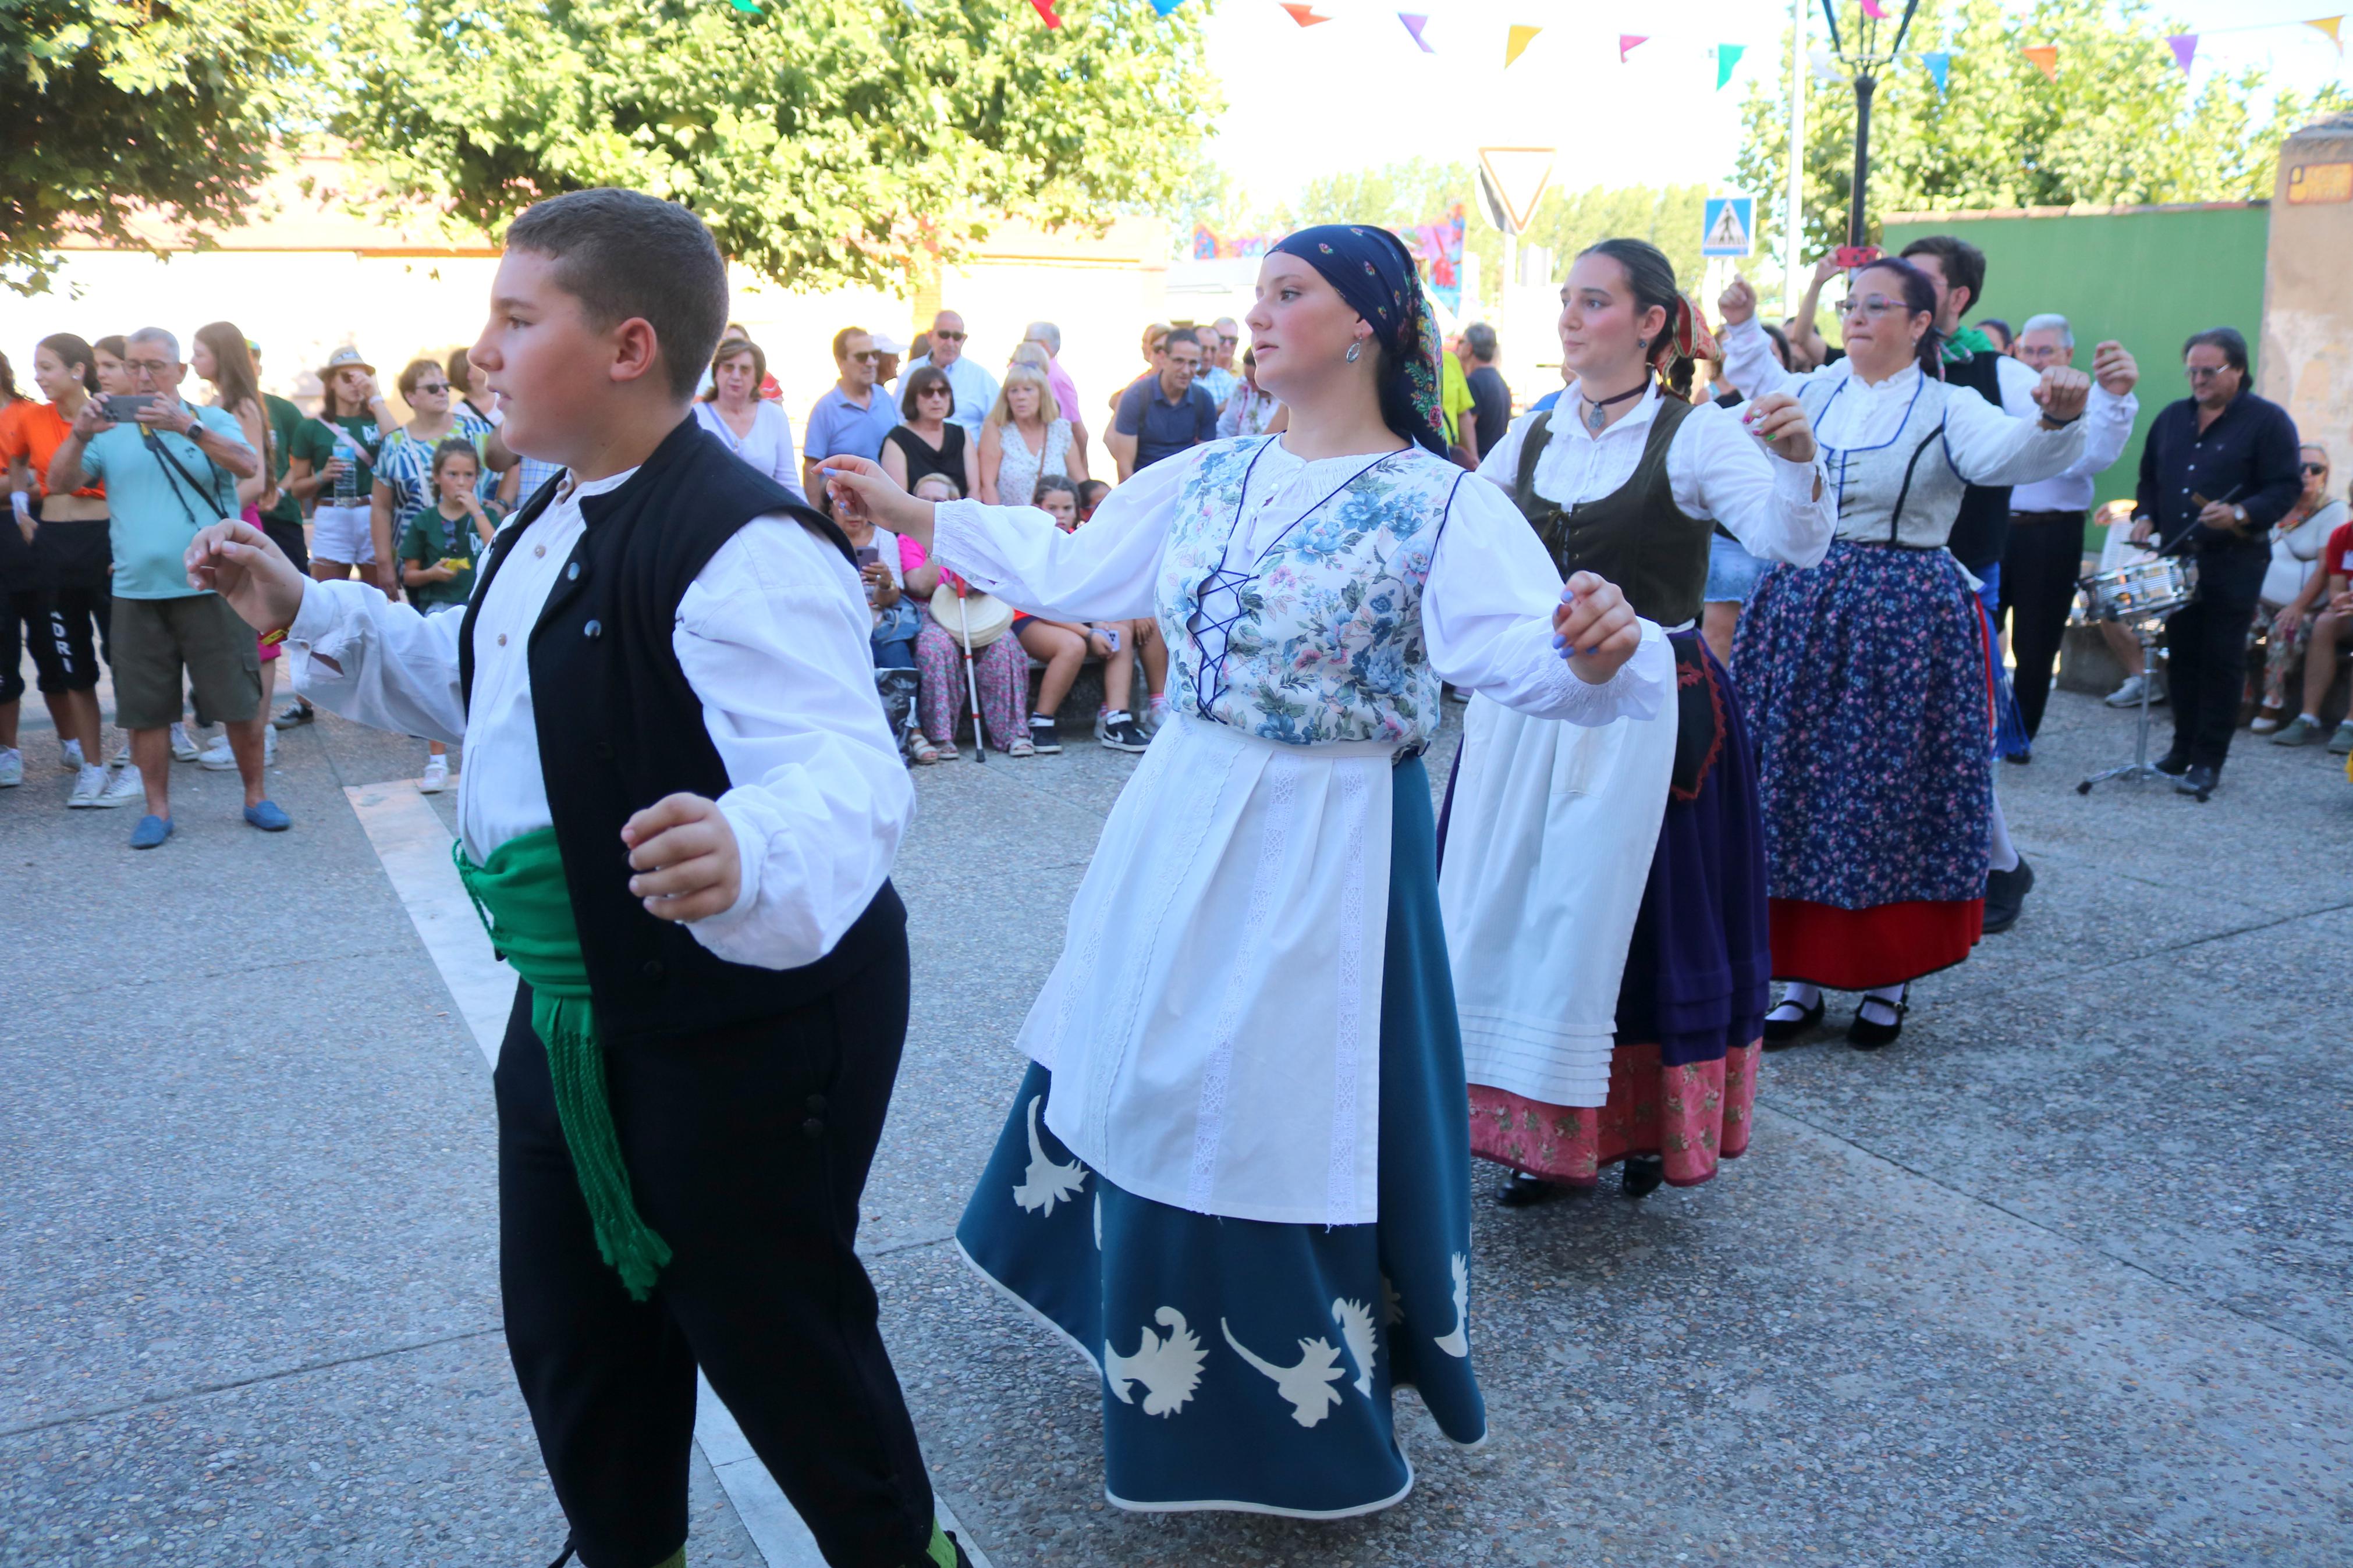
1439 694 1674 1107
1023 714 1397 1228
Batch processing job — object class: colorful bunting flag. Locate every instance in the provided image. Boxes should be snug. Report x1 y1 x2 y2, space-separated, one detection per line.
2022 44 2058 80
2309 16 2344 51
1150 0 1186 14
1397 12 1434 52
1028 0 1063 24
1619 34 1647 63
1921 50 1950 92
1278 1 1329 23
1715 43 1745 90
727 0 761 11
2166 33 2197 72
1809 47 1845 83
1505 23 1541 67
1859 0 1888 16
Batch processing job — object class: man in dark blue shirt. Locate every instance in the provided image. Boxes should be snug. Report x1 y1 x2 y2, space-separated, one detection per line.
1109 326 1219 479
2131 326 2302 794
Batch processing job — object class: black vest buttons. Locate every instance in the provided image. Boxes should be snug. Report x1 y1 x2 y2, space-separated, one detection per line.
641 958 665 980
567 562 580 581
805 1093 828 1115
801 1117 825 1140
583 620 602 638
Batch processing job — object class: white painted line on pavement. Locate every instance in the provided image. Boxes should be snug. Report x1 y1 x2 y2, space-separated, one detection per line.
344 783 995 1568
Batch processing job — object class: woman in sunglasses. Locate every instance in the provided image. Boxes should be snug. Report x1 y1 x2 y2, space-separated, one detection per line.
2252 443 2344 736
1715 258 2104 1049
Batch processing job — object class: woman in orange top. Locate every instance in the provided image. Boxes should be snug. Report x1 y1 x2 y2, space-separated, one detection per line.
1 335 119 804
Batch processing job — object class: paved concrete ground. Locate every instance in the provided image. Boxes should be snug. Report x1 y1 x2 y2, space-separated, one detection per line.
3 664 2348 1566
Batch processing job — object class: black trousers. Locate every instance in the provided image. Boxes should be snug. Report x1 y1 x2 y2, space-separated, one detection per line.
494 944 934 1568
1998 509 2086 740
2163 545 2268 770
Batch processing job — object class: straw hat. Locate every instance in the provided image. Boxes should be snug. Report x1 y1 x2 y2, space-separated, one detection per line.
320 345 375 378
928 586 1015 649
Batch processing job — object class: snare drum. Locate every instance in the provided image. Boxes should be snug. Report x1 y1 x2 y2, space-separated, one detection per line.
2078 557 2198 622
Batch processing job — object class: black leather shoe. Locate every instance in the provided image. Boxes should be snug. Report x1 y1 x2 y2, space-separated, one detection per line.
1847 994 1908 1050
2001 746 2032 765
1982 856 2035 934
1761 994 1825 1046
1496 1171 1570 1207
2152 749 2189 776
1620 1155 1666 1198
2175 763 2219 799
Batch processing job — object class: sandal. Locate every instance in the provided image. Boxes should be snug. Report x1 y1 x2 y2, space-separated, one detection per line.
1008 735 1037 759
904 730 942 765
2251 705 2285 735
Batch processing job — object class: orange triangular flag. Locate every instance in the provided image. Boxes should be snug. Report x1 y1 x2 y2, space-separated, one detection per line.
1506 23 1541 66
1279 1 1330 23
2022 44 2058 80
2307 16 2344 50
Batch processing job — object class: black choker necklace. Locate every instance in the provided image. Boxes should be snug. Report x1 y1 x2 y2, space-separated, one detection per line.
1578 381 1648 435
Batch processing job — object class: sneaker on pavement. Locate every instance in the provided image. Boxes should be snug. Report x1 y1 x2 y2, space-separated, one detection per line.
1027 716 1063 754
98 765 143 808
171 723 200 762
1100 712 1151 752
0 747 21 787
62 738 85 771
129 813 173 849
111 739 130 769
244 799 292 832
272 701 314 730
2270 715 2324 746
199 735 239 770
2331 721 2353 756
418 756 452 793
68 765 108 808
2103 674 2150 707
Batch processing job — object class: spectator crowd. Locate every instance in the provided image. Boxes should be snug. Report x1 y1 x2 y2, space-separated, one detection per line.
3 264 2347 852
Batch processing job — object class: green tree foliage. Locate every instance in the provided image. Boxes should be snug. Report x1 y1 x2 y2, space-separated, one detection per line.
1736 0 2352 259
333 0 1220 293
1 0 323 295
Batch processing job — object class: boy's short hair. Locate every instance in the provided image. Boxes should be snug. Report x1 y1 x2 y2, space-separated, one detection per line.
505 188 728 403
1897 234 1988 315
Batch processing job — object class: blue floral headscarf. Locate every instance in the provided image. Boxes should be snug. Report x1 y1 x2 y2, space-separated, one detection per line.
1269 223 1449 457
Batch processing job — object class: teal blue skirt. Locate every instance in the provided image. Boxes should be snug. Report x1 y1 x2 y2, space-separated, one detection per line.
956 756 1486 1518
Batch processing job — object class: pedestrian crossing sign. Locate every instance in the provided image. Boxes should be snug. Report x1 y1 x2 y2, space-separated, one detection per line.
1702 196 1754 257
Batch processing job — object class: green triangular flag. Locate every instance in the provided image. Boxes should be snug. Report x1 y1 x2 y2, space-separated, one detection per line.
1716 43 1746 90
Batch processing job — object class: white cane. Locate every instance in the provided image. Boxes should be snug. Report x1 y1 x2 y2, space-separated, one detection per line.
957 591 988 765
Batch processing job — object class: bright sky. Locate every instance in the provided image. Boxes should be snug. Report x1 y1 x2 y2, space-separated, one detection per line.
1201 0 2353 205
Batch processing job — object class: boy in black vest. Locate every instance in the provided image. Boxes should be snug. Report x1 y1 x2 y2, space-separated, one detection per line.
184 189 968 1568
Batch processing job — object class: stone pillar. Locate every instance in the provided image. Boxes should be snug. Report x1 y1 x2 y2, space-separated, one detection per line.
2259 112 2353 464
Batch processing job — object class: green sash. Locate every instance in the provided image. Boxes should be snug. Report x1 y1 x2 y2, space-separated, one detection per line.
454 828 672 1300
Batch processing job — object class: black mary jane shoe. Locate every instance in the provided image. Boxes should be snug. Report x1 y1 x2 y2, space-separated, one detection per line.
1496 1171 1570 1207
1846 995 1910 1051
1620 1155 1666 1199
1761 995 1826 1047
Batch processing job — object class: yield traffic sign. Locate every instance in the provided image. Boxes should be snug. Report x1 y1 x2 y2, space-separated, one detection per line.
1476 147 1556 237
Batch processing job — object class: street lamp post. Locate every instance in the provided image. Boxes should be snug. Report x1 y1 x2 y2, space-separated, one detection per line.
1820 0 1920 249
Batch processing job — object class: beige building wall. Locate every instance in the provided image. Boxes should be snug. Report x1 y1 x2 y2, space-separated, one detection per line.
2259 113 2353 460
1 154 1172 445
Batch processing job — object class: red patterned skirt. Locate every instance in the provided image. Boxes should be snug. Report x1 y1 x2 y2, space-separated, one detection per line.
1469 1043 1759 1187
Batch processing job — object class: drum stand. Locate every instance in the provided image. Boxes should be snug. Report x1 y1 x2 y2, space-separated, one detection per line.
2077 618 2192 797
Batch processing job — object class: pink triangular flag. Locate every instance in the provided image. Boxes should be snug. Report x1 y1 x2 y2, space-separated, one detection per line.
1618 33 1647 62
1028 0 1063 26
2166 33 2197 72
1859 0 1888 16
1397 12 1435 52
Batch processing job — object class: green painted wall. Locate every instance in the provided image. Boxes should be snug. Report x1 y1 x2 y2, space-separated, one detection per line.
1880 205 2272 528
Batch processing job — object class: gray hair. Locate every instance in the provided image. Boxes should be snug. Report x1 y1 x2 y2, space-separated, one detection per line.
2020 312 2074 349
1024 321 1062 355
127 326 182 362
1463 322 1499 361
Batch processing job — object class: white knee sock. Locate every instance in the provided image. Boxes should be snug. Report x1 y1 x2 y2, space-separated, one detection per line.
1768 982 1821 1019
1986 790 2020 874
1858 983 1907 1026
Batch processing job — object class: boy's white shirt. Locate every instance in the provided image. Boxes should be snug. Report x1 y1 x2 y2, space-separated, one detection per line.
286 465 913 971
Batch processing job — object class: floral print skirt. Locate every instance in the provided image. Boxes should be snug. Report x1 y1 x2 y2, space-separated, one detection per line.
915 608 1029 751
1733 542 1991 989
